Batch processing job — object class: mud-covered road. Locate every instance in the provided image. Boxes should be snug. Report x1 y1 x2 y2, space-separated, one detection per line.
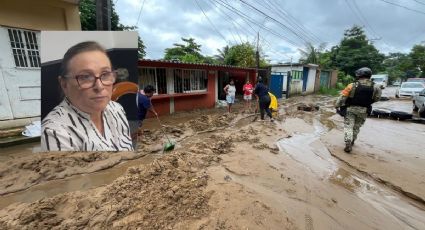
0 91 424 230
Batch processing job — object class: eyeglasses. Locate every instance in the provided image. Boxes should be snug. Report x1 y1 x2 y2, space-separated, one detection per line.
66 71 117 89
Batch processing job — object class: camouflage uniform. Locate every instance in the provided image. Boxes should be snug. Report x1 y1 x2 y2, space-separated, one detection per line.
335 79 381 151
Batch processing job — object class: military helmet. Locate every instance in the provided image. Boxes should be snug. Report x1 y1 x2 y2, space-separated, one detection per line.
355 67 372 78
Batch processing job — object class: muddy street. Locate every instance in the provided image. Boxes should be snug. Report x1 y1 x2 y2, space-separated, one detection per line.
0 92 424 229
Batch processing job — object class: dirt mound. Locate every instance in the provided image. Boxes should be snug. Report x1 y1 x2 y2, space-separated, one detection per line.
0 151 145 195
0 135 235 229
187 113 235 132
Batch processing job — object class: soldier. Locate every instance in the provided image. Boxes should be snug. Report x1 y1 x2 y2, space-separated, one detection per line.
335 67 382 153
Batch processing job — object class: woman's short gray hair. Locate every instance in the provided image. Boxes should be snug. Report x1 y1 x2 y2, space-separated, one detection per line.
59 41 108 77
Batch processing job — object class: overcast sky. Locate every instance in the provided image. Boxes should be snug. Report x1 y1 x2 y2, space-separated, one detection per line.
115 0 425 64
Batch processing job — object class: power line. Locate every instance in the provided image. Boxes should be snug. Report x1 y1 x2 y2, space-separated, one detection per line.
264 0 323 44
207 0 248 44
350 0 380 38
211 0 303 47
135 0 146 26
210 0 303 62
237 0 313 45
195 0 230 44
412 0 425 6
376 0 425 15
222 0 260 40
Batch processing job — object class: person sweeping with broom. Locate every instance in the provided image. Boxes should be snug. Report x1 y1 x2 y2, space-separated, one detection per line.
137 85 158 130
137 85 175 151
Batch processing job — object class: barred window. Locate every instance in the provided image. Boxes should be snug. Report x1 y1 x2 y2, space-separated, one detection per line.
139 67 167 94
174 69 207 93
7 28 40 68
140 67 207 95
291 70 303 80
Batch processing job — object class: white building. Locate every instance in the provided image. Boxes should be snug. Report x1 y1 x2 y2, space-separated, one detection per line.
270 63 319 95
0 0 80 129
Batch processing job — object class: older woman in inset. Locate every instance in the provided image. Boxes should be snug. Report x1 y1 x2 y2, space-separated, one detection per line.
41 41 133 151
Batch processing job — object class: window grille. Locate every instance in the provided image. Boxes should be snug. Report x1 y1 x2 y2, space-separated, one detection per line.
140 67 207 94
7 28 40 68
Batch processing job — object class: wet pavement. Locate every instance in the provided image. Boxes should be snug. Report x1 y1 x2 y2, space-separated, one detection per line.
275 118 425 229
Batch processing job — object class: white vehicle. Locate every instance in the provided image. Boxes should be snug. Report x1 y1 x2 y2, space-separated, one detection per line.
371 74 388 89
413 89 425 117
395 82 425 98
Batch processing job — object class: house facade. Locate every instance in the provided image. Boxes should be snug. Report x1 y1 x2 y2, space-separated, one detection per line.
270 64 338 96
270 63 319 95
138 60 258 116
0 0 80 128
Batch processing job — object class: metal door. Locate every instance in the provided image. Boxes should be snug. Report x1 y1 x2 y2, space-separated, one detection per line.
302 67 309 92
269 74 283 98
320 71 330 88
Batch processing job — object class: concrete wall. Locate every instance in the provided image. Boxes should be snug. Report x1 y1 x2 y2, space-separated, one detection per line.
175 72 216 112
41 31 138 63
0 27 41 120
0 0 81 31
149 71 217 116
330 70 338 88
0 0 80 128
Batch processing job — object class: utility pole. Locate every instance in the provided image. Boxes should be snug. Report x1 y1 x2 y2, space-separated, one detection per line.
256 32 260 74
96 0 111 30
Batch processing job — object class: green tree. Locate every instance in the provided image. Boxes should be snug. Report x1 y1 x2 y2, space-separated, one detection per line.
298 42 326 65
410 44 425 77
330 25 384 76
164 37 204 62
79 0 146 58
224 43 255 67
214 45 230 63
222 42 268 67
382 53 413 82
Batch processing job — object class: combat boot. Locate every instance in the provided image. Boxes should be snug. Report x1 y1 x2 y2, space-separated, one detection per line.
344 142 352 153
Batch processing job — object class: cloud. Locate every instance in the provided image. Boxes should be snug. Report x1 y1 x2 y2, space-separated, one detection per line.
116 0 425 62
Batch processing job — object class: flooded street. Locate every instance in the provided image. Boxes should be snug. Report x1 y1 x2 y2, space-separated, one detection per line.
1 91 424 229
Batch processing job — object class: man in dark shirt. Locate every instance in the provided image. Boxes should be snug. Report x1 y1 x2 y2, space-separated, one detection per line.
137 85 158 129
254 77 273 121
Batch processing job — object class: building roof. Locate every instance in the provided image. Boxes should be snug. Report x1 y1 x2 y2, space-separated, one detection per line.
139 59 264 71
270 63 319 68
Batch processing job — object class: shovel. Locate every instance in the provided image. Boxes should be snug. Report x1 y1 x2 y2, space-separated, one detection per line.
154 114 175 151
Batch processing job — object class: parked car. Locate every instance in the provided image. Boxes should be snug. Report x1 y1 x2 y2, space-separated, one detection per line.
395 82 425 98
371 74 388 88
406 78 425 83
392 80 401 86
413 89 425 118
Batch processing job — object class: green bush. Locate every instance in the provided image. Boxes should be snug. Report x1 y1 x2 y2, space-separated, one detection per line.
337 72 354 86
318 86 341 96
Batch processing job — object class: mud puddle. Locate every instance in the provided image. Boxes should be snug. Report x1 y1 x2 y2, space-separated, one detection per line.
276 118 425 229
0 154 158 209
0 142 41 161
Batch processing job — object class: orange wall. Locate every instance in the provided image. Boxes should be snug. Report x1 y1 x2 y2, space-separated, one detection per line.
174 72 216 112
149 97 170 118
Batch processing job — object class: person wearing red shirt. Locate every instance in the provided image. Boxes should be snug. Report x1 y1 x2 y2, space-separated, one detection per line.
243 79 254 112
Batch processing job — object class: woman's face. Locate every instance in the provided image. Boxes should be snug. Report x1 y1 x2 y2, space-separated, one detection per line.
60 50 113 114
